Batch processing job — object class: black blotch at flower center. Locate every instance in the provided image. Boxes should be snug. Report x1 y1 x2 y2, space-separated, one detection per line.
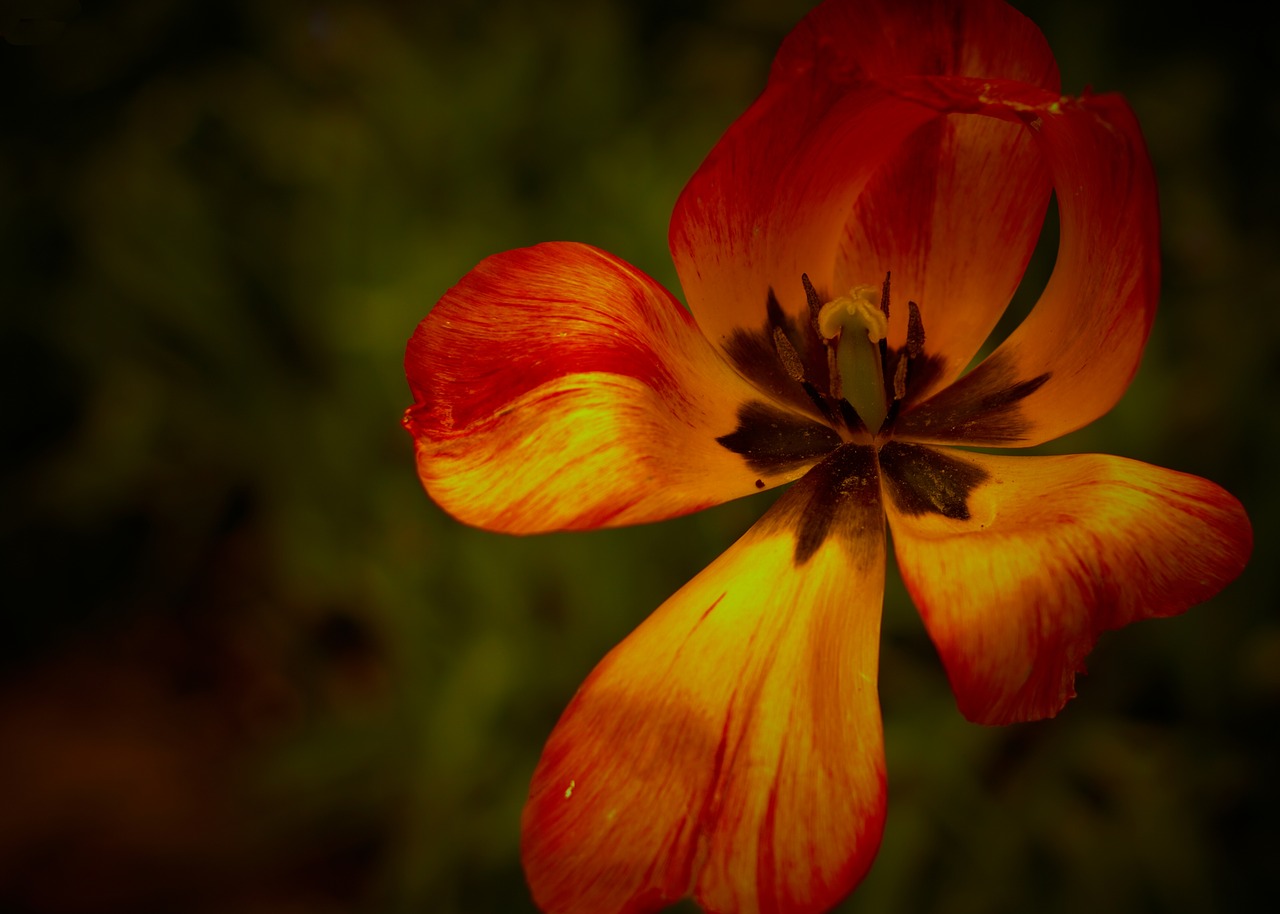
717 276 1051 559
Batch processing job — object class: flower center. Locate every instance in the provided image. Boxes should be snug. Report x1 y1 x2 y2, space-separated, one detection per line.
818 285 889 434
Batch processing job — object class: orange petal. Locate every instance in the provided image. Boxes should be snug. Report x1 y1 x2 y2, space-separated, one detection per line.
834 113 1051 400
670 0 1057 359
405 242 828 534
883 449 1252 725
523 445 887 914
894 89 1160 446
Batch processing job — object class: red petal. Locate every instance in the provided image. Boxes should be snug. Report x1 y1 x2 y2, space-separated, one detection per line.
894 88 1161 446
884 451 1252 725
670 0 1058 359
523 446 887 914
405 243 808 533
834 114 1050 398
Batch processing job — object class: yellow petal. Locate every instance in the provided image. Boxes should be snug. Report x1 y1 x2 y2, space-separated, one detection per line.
523 445 887 914
885 450 1252 724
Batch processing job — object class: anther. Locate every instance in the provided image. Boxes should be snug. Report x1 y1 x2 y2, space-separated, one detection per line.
772 326 806 382
889 299 927 402
906 299 925 357
801 273 824 333
892 351 909 401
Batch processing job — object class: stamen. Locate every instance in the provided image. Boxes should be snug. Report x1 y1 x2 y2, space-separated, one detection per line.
818 285 889 433
772 326 806 382
801 273 824 336
906 299 925 357
892 351 909 401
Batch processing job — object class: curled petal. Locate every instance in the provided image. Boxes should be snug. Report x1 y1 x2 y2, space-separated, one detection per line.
895 87 1161 446
404 242 807 534
523 445 887 914
671 0 1058 358
884 450 1252 725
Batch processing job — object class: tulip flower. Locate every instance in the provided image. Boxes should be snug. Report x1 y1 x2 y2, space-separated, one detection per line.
403 0 1252 911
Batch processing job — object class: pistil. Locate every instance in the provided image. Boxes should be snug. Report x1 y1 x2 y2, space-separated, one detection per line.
818 285 889 433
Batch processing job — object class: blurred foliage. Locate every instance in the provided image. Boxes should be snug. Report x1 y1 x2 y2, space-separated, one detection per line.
0 1 1275 913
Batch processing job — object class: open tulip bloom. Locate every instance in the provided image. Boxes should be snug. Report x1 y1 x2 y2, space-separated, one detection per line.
404 0 1253 912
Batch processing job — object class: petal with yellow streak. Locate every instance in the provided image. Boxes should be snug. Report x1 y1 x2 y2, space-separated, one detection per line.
404 242 815 534
885 450 1252 725
523 445 887 914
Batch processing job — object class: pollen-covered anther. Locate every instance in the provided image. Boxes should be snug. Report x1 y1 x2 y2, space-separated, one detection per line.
889 299 927 403
772 326 807 382
818 285 890 433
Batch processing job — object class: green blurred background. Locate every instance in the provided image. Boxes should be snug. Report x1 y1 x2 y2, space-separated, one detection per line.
1 1 1275 912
